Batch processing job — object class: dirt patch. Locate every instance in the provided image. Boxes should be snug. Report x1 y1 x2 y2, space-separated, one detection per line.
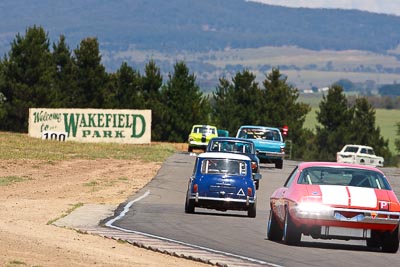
0 156 208 267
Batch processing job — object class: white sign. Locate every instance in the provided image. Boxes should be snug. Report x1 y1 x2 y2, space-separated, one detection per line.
29 108 151 144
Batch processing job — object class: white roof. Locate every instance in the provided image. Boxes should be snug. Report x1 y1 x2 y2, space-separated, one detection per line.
344 144 373 149
197 152 251 161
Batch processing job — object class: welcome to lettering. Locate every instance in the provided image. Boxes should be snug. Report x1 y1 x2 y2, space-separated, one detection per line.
33 111 63 123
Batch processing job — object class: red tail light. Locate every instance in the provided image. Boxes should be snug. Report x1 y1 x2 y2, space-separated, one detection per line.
193 184 198 193
247 187 253 196
281 125 288 137
377 214 388 219
251 162 257 170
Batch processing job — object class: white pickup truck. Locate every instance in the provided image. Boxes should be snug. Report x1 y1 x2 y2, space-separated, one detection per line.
336 144 384 167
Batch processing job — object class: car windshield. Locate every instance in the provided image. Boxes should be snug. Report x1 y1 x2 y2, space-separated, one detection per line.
194 126 215 135
201 158 247 176
298 166 391 190
344 146 359 153
238 128 281 141
209 141 254 154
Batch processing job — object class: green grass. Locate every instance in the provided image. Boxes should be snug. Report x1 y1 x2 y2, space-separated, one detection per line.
303 106 400 154
5 260 27 267
0 176 28 186
298 93 325 108
0 132 177 162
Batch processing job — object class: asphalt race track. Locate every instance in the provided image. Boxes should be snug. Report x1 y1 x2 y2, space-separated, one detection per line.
111 152 400 267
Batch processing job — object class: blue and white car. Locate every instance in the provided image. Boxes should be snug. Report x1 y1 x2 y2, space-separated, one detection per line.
185 152 258 217
236 125 285 169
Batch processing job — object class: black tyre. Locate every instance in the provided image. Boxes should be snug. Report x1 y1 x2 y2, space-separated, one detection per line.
366 231 380 248
255 180 260 190
248 203 257 218
267 209 283 241
184 195 195 214
366 238 380 248
381 227 399 253
275 159 283 169
188 146 193 153
283 207 301 245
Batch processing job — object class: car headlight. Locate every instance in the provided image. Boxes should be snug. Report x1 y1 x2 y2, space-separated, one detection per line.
296 202 332 216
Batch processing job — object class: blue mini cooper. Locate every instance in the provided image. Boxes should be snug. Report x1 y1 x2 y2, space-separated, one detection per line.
206 137 262 190
185 152 259 217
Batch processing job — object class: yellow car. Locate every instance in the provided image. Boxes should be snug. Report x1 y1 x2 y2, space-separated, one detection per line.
188 125 218 152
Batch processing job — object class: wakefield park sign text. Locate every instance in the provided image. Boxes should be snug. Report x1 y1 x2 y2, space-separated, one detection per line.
29 108 151 144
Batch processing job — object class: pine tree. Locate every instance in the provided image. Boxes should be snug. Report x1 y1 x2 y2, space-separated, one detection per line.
212 77 237 134
314 86 395 164
142 60 162 106
52 35 77 107
261 68 311 159
113 62 143 109
231 70 262 127
0 25 55 132
73 37 108 108
0 69 5 122
350 97 392 162
395 122 400 154
212 70 262 135
160 61 210 142
142 60 164 141
315 85 354 161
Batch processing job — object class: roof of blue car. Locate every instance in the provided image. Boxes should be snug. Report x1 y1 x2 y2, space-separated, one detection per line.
238 125 280 130
209 137 254 143
197 152 251 161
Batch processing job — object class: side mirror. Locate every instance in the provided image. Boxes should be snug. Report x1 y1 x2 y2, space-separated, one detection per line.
254 173 262 180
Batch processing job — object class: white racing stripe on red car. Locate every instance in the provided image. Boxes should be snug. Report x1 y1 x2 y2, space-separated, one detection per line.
320 185 348 206
319 185 377 208
348 187 377 208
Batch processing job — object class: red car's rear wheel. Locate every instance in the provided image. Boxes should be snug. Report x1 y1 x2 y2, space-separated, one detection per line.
283 207 301 245
267 209 283 241
381 226 399 253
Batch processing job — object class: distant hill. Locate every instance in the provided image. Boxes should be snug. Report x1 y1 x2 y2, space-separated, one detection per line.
1 0 400 53
1 0 400 89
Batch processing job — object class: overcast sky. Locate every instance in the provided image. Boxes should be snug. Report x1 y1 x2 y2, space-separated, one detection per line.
247 0 400 16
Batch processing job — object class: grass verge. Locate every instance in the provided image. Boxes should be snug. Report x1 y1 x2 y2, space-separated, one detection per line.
0 132 178 162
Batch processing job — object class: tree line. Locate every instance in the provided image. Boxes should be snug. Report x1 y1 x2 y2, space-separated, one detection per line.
0 26 398 164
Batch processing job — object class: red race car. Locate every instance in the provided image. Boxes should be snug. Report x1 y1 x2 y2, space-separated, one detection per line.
267 162 400 253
